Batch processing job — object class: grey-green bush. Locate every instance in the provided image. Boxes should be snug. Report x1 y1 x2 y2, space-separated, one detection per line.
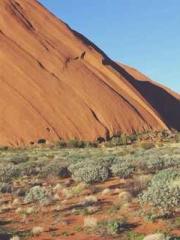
98 219 128 236
0 182 13 193
0 163 20 182
139 168 180 217
111 162 134 179
40 160 70 178
72 165 109 183
24 186 50 204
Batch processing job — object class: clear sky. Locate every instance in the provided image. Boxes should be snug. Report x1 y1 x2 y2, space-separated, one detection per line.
39 0 180 93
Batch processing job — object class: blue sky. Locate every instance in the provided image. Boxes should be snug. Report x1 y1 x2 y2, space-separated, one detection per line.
39 0 180 92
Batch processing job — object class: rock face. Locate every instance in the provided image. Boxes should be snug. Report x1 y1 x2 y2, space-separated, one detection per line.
0 0 179 146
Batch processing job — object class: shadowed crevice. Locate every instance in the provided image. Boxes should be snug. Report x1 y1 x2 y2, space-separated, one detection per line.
72 29 180 131
117 64 180 131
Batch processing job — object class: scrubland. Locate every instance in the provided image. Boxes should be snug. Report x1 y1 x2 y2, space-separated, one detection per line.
0 133 179 240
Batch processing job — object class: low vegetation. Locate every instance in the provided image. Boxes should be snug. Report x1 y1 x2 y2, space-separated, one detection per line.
0 131 179 239
139 169 180 217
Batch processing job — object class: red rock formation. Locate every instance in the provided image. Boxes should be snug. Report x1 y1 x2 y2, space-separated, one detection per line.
0 0 179 146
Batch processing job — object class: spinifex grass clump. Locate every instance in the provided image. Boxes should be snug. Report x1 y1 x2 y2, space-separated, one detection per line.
139 168 180 217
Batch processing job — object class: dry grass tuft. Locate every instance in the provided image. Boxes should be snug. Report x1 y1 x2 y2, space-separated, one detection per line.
32 226 44 236
84 216 98 228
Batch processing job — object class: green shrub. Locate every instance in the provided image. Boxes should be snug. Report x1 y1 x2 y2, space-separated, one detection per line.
161 155 180 169
175 133 180 142
0 146 9 151
119 134 129 145
68 161 86 173
105 137 122 147
57 140 67 148
139 169 180 217
135 149 180 173
127 231 144 240
111 162 134 178
19 161 42 176
37 139 46 144
0 164 20 182
98 219 128 236
138 157 164 173
0 182 13 193
140 142 155 150
40 160 70 178
105 134 129 147
67 139 86 148
72 165 109 183
129 175 152 196
128 134 138 143
24 186 50 204
85 141 98 148
9 154 29 164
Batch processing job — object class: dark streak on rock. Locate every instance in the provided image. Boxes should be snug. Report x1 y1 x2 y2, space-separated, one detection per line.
80 51 86 59
37 60 45 69
39 40 50 51
45 40 56 50
9 0 35 32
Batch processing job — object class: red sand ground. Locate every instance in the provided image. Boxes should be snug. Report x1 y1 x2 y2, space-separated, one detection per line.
0 0 179 146
0 177 179 240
